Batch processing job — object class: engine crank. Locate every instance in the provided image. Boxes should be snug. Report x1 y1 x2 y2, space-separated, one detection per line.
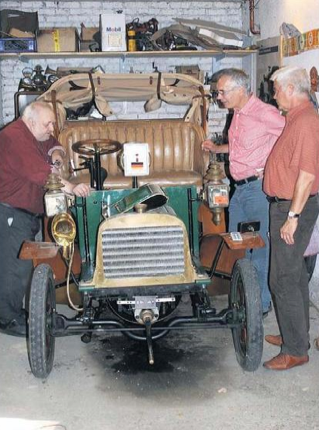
140 310 155 365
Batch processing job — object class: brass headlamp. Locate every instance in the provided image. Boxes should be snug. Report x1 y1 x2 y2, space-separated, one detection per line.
204 153 229 225
44 173 68 218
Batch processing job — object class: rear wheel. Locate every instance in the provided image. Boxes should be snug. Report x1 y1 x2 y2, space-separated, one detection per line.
230 259 263 371
28 264 56 378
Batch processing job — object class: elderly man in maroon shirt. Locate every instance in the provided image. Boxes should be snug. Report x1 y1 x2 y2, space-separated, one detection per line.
0 101 90 337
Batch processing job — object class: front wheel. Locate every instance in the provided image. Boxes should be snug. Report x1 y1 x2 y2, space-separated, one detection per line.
28 264 56 378
230 259 263 371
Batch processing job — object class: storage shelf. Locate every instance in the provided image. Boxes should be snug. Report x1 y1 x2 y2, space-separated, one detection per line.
0 48 257 60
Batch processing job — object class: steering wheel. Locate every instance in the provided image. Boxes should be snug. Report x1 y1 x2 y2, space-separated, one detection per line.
71 139 122 190
72 139 121 156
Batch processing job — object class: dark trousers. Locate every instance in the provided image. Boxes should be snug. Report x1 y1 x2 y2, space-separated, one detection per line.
269 196 319 357
0 203 40 321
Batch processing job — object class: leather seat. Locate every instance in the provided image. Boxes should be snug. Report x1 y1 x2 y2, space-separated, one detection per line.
58 119 208 189
138 171 203 187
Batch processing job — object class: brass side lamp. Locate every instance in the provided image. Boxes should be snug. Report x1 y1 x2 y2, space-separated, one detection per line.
44 173 68 217
204 153 229 225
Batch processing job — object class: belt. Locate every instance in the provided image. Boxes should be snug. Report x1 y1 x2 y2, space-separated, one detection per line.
267 195 317 203
0 202 40 217
234 175 259 186
266 196 290 203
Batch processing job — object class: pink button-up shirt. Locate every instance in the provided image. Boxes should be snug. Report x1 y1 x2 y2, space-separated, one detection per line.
228 95 285 181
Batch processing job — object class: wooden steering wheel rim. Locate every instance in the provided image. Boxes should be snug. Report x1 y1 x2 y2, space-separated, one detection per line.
72 138 121 156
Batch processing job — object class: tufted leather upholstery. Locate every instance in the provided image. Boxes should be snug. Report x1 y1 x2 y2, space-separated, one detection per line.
58 119 209 189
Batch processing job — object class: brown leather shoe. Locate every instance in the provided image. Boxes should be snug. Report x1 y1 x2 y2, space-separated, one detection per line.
314 337 319 351
263 353 309 370
265 334 282 346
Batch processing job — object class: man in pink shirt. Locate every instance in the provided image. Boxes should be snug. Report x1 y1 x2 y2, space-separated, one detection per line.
202 68 285 315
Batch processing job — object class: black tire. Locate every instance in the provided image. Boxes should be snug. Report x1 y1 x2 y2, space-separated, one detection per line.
230 259 263 371
28 264 56 378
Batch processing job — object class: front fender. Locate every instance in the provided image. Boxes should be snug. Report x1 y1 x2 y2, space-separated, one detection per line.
20 241 60 260
19 241 81 284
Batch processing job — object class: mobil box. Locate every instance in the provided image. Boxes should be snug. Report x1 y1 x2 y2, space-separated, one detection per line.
100 13 126 52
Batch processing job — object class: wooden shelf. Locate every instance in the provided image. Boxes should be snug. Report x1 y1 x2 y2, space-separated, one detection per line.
0 49 257 60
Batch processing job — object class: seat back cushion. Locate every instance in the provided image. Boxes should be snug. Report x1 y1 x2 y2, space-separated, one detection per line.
58 119 206 187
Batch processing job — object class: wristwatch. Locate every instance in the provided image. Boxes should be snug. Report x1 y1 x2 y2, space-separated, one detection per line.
287 211 300 219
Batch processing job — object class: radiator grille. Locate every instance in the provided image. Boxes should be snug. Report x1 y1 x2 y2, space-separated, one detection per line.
102 226 185 279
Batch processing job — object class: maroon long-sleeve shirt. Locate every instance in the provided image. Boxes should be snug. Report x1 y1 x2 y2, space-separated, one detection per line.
0 119 61 214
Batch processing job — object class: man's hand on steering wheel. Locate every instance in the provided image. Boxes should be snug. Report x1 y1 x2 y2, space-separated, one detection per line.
60 178 91 197
72 183 91 198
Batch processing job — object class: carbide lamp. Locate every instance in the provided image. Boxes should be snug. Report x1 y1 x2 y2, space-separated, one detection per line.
204 153 229 225
44 173 68 217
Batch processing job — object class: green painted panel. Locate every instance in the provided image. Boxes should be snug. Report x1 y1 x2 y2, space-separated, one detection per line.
74 184 201 266
109 184 168 215
74 189 131 263
163 186 201 257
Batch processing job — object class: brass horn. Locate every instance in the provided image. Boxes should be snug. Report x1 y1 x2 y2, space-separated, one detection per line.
51 212 76 260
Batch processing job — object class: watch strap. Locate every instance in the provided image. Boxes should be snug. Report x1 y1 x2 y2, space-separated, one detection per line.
288 211 300 219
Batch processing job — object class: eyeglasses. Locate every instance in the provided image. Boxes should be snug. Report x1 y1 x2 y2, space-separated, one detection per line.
216 87 239 96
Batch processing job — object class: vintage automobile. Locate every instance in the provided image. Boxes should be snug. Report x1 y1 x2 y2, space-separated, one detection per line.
20 72 264 378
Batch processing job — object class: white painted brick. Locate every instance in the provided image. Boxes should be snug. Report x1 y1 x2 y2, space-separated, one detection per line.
0 0 245 129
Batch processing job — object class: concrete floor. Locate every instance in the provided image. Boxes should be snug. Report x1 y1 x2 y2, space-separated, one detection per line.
1 296 319 430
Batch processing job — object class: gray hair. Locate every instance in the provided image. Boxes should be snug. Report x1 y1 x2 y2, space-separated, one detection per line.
212 68 251 93
22 101 53 121
270 66 310 95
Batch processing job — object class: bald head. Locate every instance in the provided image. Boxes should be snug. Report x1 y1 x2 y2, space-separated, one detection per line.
22 101 56 141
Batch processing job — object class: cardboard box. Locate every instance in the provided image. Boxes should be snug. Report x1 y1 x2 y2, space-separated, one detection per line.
80 41 100 52
37 28 79 52
100 13 126 52
81 27 99 41
9 28 35 38
80 26 100 51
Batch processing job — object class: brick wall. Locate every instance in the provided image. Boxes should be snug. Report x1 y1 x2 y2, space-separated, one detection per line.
0 1 245 134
